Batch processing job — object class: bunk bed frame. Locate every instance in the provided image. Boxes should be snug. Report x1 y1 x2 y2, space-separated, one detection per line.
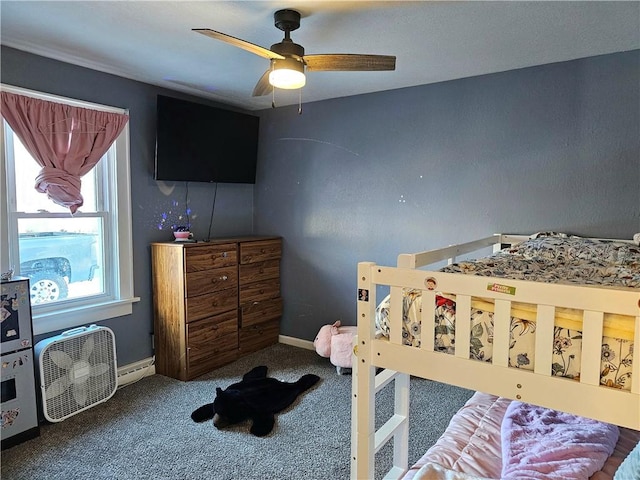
351 234 640 480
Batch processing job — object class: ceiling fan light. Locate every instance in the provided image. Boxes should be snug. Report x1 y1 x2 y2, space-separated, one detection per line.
269 69 306 89
269 58 306 89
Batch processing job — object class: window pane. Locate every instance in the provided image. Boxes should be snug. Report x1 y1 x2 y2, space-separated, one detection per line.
17 217 104 304
12 132 98 213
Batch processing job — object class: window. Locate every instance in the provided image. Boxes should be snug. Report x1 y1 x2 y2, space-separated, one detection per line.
1 85 138 335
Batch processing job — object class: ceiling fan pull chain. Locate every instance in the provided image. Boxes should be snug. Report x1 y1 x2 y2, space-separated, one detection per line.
272 87 276 109
298 89 302 115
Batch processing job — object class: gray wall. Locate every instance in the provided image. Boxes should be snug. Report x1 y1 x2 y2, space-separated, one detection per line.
1 47 255 365
255 51 640 341
2 46 638 363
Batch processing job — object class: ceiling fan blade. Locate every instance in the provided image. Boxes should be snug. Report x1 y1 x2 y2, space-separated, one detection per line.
252 69 273 97
193 29 285 60
304 54 396 72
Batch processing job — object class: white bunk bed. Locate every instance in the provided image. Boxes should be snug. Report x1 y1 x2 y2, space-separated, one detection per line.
351 233 640 480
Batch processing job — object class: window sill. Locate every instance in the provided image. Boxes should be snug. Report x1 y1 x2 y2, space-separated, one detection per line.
32 296 141 336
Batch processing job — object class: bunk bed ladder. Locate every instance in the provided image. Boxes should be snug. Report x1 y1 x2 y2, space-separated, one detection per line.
377 369 410 480
351 361 410 479
353 262 411 480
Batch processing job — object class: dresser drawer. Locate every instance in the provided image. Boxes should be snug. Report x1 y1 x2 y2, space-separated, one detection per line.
240 239 282 264
239 280 280 305
186 287 238 322
185 243 237 273
186 266 238 297
240 297 282 328
239 320 279 355
187 311 238 350
239 259 279 285
187 331 238 380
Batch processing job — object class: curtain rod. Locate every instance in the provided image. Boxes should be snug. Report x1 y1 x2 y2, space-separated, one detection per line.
1 83 128 115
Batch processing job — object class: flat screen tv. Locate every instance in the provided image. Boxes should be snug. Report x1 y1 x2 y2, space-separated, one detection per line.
154 95 259 184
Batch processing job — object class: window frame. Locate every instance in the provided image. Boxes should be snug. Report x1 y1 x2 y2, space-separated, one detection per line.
1 84 139 335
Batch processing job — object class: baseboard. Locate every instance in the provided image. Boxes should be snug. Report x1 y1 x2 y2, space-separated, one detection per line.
278 335 315 351
118 340 312 387
117 356 155 388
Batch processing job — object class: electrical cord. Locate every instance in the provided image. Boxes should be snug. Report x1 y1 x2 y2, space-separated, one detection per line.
185 181 190 229
206 182 218 241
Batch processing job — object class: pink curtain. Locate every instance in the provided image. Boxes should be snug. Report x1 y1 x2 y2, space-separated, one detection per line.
1 92 129 213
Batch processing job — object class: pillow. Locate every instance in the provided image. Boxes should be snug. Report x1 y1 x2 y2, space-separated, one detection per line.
614 440 640 480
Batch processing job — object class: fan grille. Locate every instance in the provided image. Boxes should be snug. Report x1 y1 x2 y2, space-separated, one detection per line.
39 327 117 422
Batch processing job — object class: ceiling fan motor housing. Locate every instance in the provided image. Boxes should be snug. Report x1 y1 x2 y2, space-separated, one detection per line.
272 10 304 59
274 9 300 32
271 39 304 58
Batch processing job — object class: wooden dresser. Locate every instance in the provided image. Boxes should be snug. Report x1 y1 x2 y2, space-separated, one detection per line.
151 236 282 380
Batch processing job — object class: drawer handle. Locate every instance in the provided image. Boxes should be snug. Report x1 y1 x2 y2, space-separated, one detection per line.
220 275 228 281
253 301 260 306
222 252 228 258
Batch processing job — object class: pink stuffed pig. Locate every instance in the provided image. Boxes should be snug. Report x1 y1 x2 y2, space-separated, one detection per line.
314 320 357 373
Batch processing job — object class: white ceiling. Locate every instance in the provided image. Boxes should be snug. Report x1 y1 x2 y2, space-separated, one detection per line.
1 1 639 111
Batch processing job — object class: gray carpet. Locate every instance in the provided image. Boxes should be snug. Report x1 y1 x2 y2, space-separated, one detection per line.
1 344 473 480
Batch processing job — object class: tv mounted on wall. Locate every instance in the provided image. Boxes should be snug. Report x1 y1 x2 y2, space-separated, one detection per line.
154 95 259 184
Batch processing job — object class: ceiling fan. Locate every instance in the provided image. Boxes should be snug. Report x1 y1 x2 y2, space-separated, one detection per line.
193 9 396 97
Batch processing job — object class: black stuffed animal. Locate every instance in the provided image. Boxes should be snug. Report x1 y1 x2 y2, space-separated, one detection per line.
191 366 320 436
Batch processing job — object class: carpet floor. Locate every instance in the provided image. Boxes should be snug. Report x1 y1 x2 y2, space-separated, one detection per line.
1 343 472 480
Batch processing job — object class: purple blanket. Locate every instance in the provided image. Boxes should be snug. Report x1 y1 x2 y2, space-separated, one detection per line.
500 401 619 479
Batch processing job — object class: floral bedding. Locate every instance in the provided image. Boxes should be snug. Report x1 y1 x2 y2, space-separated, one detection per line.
376 233 639 390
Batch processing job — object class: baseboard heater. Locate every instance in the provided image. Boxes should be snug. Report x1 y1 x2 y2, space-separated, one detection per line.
117 357 155 388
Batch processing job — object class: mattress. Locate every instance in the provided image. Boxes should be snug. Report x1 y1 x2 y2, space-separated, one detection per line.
402 392 640 480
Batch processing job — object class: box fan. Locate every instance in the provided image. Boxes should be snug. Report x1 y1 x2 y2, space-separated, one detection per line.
35 325 118 422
